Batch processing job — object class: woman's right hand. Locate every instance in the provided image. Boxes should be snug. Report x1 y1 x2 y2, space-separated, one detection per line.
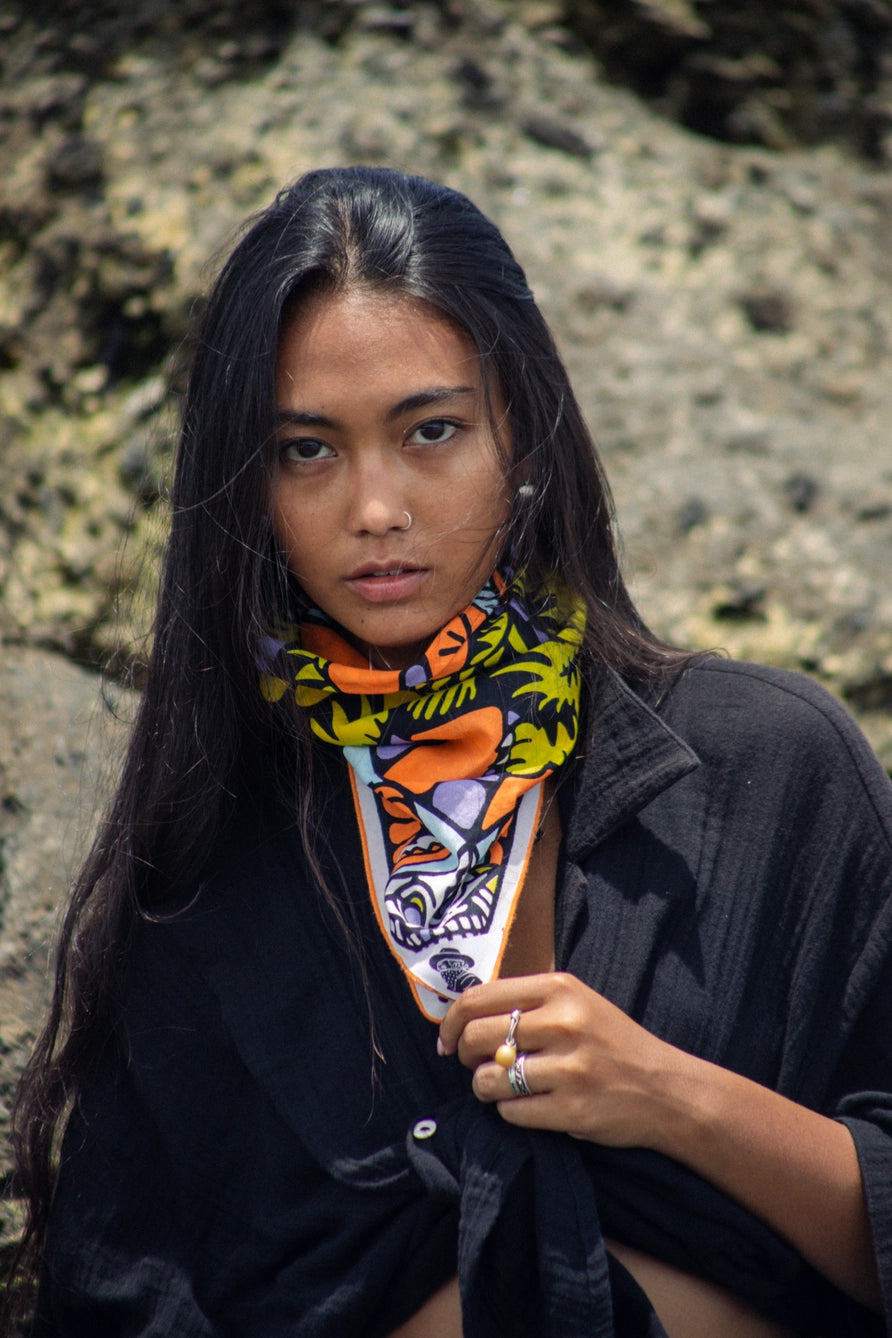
439 974 881 1311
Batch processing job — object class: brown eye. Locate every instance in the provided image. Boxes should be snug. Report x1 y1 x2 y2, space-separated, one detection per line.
409 419 460 445
281 438 334 463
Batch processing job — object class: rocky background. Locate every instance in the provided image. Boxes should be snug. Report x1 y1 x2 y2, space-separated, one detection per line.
1 0 892 1297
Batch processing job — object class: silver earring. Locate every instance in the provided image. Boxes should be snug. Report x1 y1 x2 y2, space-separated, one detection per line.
517 483 535 502
399 511 412 530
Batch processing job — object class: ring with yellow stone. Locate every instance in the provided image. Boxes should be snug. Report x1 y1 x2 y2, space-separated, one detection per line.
495 1008 521 1068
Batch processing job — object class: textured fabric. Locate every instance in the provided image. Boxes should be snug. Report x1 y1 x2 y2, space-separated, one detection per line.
36 661 892 1337
259 572 584 1018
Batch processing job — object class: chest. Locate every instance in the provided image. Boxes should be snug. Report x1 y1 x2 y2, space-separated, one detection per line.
498 780 561 978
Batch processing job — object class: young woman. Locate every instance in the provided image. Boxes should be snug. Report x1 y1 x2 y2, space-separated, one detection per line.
10 166 892 1337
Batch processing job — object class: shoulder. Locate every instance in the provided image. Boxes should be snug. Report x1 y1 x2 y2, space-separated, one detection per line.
137 753 355 952
658 657 892 834
664 656 855 723
663 657 881 763
124 766 365 1023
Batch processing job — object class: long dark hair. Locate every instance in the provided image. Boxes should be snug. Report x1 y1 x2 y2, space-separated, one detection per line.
7 165 689 1312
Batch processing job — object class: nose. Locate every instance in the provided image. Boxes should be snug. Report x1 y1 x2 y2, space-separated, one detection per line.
346 453 410 536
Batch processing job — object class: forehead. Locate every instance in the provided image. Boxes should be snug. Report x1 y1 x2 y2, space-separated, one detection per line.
275 289 486 405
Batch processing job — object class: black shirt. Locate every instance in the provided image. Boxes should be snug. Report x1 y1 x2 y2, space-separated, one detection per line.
37 662 892 1336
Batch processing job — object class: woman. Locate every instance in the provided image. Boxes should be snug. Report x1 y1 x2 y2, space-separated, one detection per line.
9 166 892 1337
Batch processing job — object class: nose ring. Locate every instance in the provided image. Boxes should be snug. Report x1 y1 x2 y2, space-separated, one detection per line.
399 511 412 531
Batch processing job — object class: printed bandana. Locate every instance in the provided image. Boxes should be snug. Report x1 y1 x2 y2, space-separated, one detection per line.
260 572 584 1020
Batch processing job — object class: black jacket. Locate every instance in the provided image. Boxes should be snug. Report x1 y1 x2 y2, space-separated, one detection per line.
37 661 892 1336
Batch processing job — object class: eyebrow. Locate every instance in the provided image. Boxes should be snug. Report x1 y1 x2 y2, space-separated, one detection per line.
276 386 478 429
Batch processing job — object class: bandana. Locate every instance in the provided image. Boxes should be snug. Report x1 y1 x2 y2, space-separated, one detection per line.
260 572 584 1020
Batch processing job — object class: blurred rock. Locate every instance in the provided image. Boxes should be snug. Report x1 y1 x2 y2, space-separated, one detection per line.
44 133 104 190
521 112 599 157
783 472 820 514
737 284 797 333
563 0 892 159
0 649 136 1245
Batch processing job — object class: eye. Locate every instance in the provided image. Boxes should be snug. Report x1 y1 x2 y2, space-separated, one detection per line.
280 438 334 464
407 418 460 446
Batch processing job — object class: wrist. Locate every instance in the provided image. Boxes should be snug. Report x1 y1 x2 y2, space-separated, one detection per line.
638 1041 718 1162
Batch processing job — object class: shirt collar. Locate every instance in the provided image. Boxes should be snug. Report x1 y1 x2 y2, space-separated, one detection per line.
560 666 700 863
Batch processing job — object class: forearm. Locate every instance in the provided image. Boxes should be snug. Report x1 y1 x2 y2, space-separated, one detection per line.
652 1049 881 1311
443 975 885 1313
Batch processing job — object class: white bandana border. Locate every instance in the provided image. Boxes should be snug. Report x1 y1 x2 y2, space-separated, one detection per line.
351 774 544 1022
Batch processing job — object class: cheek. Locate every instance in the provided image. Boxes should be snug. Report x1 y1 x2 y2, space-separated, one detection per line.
481 471 512 534
269 502 294 561
267 475 288 543
458 458 511 527
269 481 319 558
270 501 314 582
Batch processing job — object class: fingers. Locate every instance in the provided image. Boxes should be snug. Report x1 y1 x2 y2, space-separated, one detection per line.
455 1011 538 1071
438 971 681 1147
472 1053 582 1135
472 1051 542 1104
437 972 562 1058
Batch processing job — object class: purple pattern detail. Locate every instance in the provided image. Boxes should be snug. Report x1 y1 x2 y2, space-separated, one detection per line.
431 780 486 827
256 635 286 671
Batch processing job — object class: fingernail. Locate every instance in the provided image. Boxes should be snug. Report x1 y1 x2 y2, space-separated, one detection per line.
436 1036 446 1056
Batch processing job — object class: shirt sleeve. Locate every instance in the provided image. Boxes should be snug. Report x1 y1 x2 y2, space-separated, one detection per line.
833 935 892 1323
566 661 892 1331
678 663 892 1329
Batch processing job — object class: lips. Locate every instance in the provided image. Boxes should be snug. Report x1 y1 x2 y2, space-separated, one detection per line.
348 563 416 578
344 561 428 603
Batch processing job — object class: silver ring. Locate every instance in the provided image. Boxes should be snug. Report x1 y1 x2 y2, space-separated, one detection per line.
495 1007 521 1068
507 1052 532 1098
399 510 412 530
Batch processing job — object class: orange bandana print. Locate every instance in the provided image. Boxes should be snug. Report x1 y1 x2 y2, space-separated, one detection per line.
260 573 584 1019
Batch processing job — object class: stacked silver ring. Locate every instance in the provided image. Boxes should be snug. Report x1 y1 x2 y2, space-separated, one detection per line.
507 1052 532 1098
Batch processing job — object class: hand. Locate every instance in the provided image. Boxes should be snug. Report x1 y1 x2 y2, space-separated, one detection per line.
440 973 881 1310
438 972 687 1149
